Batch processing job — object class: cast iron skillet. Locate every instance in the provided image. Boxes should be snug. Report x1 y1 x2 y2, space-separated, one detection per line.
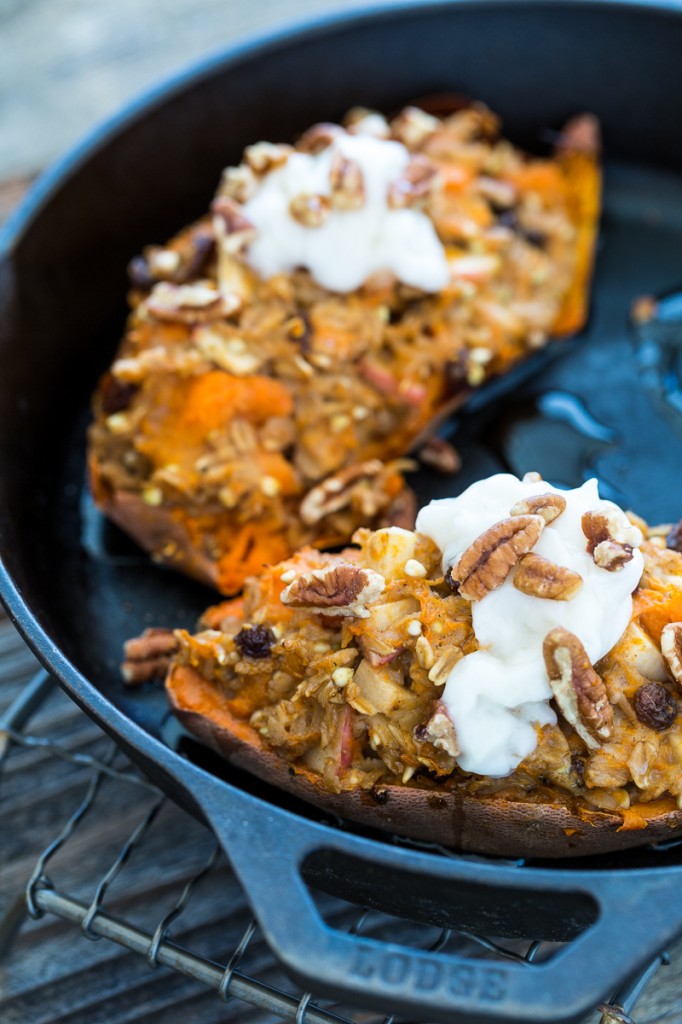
3 2 682 1020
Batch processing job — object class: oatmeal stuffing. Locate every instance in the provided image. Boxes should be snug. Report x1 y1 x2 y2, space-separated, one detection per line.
164 518 682 813
89 102 600 595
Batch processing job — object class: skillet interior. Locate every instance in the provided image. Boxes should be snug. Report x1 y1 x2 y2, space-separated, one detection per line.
2 0 682 882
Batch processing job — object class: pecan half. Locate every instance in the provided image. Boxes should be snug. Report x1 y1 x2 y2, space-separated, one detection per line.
280 564 385 619
329 152 365 210
387 155 440 209
513 553 583 601
661 622 682 687
297 122 344 154
218 163 258 203
121 628 178 685
343 107 390 139
299 460 385 525
289 193 332 228
543 627 613 749
449 514 544 601
417 436 461 474
510 492 566 525
582 509 642 571
422 701 459 758
389 106 440 149
211 196 257 254
243 141 292 174
633 681 677 731
145 281 240 322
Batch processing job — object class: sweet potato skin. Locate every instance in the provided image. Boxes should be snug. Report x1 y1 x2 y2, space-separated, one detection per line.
167 663 682 859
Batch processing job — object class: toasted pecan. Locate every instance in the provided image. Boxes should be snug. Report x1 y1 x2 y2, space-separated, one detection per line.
449 514 544 601
661 622 682 688
582 509 642 571
280 564 385 618
543 627 613 750
513 553 582 601
510 492 566 524
122 627 179 685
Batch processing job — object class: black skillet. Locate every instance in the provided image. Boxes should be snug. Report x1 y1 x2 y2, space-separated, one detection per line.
3 2 682 1021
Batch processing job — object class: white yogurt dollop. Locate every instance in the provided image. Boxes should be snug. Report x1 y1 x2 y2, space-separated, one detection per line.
416 474 644 777
242 133 449 293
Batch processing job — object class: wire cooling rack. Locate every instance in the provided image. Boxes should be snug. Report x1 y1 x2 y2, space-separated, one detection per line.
0 664 678 1024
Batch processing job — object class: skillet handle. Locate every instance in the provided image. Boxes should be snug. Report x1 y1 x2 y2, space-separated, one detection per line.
195 779 682 1024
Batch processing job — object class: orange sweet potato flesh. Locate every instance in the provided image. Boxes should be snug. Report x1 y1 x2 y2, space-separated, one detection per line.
167 663 682 858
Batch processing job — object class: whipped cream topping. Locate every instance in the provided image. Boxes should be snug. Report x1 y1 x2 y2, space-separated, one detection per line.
242 132 449 293
416 474 644 777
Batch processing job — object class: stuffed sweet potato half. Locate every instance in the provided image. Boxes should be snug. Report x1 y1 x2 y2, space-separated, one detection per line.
89 103 600 595
128 474 682 858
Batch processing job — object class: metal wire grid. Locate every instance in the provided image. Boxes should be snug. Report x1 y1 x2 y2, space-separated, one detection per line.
0 669 674 1024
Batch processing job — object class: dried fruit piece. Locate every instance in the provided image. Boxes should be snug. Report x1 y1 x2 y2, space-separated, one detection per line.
289 193 332 228
582 509 642 571
450 515 544 601
510 492 566 524
281 564 385 618
121 628 178 685
234 624 276 660
633 682 677 732
329 152 365 210
513 553 582 601
661 622 682 687
543 627 613 750
666 520 682 553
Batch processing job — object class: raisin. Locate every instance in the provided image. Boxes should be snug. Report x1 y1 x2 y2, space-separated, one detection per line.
666 520 682 553
127 255 155 290
233 624 275 659
371 788 389 805
100 372 139 415
570 754 586 786
496 208 546 248
444 566 459 593
633 682 677 731
180 230 216 281
287 311 312 353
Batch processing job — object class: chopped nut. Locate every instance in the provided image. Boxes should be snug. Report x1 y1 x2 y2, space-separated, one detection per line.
390 106 440 149
543 627 613 750
289 193 332 228
406 620 422 637
121 628 178 685
279 569 296 584
344 108 390 138
450 515 544 601
299 460 385 525
297 122 344 153
477 175 518 209
510 492 566 525
582 509 643 571
417 436 461 474
661 622 682 687
633 682 677 731
329 151 365 210
523 471 543 483
148 248 181 275
211 196 257 254
146 280 240 322
193 328 262 375
234 624 275 659
281 563 385 618
388 154 440 209
260 475 281 498
218 163 258 203
513 553 583 601
142 486 163 507
243 141 292 174
422 701 459 757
